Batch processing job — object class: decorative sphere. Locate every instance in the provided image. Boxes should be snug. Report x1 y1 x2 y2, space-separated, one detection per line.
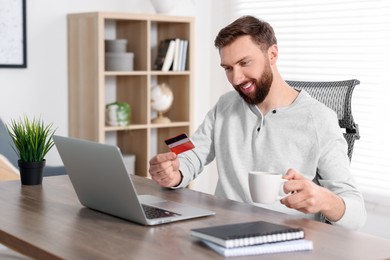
151 83 173 112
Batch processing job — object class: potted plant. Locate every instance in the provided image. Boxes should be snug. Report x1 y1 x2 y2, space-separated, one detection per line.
5 116 56 185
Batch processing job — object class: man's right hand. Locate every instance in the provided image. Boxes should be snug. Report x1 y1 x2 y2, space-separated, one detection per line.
148 152 182 188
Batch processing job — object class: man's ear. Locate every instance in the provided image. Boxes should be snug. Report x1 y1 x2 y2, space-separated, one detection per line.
268 44 278 65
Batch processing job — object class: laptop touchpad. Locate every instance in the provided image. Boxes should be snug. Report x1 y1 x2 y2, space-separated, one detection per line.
139 195 187 211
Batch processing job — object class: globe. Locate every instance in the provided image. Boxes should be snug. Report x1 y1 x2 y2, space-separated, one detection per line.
151 83 174 123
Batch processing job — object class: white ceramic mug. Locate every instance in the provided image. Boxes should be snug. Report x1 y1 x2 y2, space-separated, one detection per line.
248 171 288 204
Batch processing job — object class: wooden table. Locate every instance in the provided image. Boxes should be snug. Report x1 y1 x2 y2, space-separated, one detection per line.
0 175 389 259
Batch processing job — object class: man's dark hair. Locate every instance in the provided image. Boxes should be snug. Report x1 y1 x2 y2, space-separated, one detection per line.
214 15 277 52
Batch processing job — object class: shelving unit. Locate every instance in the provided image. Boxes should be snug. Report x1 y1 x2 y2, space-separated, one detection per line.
67 12 194 177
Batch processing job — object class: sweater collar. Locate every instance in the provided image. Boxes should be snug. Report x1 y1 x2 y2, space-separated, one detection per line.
248 89 308 117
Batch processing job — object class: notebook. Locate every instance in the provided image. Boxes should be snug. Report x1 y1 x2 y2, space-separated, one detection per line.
202 239 313 257
53 135 215 226
191 220 305 248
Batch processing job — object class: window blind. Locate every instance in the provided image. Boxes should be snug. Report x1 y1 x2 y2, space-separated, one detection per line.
230 0 390 204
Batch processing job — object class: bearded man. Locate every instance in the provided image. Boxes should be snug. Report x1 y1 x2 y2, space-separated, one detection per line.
149 15 366 230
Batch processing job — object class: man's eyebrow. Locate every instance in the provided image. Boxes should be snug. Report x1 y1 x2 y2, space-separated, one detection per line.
220 56 250 68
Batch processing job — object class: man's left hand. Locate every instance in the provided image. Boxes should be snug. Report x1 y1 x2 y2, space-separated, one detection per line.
280 168 345 222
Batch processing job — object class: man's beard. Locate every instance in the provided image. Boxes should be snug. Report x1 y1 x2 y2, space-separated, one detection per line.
235 64 273 105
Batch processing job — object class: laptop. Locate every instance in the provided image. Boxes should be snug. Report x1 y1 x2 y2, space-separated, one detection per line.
53 135 215 225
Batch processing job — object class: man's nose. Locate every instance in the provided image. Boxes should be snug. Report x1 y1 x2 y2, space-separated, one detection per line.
231 68 245 86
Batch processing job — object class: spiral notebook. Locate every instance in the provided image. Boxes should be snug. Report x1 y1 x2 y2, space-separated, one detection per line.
202 239 313 257
191 220 305 248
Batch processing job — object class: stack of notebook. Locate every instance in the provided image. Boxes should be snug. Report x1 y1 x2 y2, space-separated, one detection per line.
191 220 313 257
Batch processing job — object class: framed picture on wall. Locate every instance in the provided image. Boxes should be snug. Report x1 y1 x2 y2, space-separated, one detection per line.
0 0 27 68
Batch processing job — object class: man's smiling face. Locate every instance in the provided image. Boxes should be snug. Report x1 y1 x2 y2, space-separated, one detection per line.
220 35 274 105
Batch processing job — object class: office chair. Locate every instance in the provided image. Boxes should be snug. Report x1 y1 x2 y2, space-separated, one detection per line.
286 79 360 161
0 118 66 176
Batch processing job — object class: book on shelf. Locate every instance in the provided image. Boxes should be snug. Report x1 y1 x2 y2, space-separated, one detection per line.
172 38 181 71
174 40 188 71
191 220 305 249
179 40 188 71
156 38 188 72
202 239 313 257
161 39 176 72
154 39 172 70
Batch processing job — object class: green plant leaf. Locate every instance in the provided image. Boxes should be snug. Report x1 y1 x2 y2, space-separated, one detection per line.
5 116 56 163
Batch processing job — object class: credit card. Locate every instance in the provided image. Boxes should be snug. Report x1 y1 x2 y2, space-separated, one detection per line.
164 133 195 154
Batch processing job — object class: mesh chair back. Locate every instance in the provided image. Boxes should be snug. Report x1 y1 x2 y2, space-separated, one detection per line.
286 79 360 161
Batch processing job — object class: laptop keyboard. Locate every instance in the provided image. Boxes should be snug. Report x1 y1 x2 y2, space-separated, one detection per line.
142 204 181 219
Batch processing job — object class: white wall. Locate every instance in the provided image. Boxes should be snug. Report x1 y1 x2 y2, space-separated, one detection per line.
189 0 231 194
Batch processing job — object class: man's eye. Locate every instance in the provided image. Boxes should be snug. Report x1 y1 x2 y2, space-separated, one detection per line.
240 60 250 66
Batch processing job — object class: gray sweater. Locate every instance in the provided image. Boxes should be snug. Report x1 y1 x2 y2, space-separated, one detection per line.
177 90 366 230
